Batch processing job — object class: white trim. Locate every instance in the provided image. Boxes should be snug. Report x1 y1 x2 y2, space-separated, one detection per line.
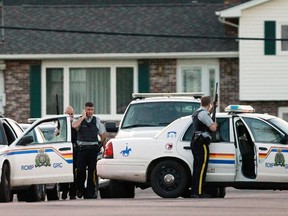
277 22 288 55
176 59 220 96
0 52 239 60
216 0 270 18
278 107 288 121
41 60 137 121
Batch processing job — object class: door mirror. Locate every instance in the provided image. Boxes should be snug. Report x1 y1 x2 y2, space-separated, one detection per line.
105 122 118 133
281 134 288 144
18 135 34 146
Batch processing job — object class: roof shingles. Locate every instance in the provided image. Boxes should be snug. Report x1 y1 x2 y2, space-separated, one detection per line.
0 4 238 55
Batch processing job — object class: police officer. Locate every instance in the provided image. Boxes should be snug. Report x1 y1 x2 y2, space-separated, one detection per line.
190 96 217 198
60 106 78 200
72 102 107 199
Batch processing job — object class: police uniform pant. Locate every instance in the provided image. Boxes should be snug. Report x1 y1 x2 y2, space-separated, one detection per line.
191 138 210 196
60 144 77 199
76 145 98 199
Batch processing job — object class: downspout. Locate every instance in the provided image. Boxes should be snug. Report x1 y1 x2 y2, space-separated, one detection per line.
1 0 4 43
218 17 239 28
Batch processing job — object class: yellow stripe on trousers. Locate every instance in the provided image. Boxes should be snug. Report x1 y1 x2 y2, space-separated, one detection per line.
198 145 208 195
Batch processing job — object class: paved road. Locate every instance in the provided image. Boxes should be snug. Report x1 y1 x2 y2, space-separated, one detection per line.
1 188 288 216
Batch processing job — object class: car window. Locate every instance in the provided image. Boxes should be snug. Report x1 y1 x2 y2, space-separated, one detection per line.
23 117 68 144
3 122 16 145
182 117 230 142
25 126 46 144
212 118 230 142
243 117 283 143
7 119 24 137
122 101 199 128
268 117 288 134
0 126 4 144
39 123 58 141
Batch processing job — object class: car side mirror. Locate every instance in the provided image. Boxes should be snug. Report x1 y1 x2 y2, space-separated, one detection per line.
281 134 288 144
18 135 34 146
105 122 118 133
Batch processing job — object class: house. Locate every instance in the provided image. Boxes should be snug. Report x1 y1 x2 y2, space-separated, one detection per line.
0 0 287 123
217 0 288 120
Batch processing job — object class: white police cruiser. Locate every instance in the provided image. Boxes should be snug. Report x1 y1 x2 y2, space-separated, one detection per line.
97 105 288 198
0 115 73 202
100 92 202 198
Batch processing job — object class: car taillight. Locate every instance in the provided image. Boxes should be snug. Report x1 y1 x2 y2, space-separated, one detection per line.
104 141 113 158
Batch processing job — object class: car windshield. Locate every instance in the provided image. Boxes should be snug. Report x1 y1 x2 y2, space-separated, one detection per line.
121 101 199 128
268 117 288 134
243 116 288 143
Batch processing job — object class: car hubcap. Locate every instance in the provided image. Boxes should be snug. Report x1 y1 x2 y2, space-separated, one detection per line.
163 174 175 185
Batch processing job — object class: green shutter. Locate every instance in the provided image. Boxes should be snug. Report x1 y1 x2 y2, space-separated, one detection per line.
29 65 41 118
138 62 150 93
264 21 276 55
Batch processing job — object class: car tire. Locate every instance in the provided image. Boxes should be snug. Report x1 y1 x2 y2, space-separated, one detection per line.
205 187 226 198
26 185 46 202
109 180 135 198
17 191 27 201
46 184 60 201
218 187 226 198
150 160 188 198
99 186 111 198
0 163 11 202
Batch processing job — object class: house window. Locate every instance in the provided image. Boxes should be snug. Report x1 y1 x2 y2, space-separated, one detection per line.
281 25 288 51
177 60 219 96
116 67 134 114
69 68 111 114
278 107 288 122
46 68 64 115
43 61 137 120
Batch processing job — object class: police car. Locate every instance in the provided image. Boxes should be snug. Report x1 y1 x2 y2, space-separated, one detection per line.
97 105 288 198
101 93 202 198
0 115 73 202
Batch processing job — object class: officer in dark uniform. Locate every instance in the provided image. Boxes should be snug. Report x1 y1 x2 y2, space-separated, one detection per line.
190 96 217 198
58 106 78 200
72 102 107 199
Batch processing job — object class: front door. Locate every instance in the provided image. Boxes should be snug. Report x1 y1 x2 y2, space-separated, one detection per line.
240 116 288 182
10 116 73 186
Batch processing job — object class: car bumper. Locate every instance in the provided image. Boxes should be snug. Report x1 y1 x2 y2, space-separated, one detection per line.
97 159 147 183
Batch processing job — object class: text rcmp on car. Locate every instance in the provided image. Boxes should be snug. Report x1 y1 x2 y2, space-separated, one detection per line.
98 105 288 198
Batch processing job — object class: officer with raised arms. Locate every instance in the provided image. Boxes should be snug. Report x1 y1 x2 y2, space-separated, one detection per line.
190 96 217 198
72 102 107 199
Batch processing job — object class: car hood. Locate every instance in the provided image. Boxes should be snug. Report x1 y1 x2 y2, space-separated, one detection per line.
115 126 164 139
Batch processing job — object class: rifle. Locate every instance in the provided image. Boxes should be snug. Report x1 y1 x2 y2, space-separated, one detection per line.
211 82 218 122
56 94 60 129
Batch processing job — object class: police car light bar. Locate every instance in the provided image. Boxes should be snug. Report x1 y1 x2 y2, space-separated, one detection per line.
132 92 204 99
225 105 255 113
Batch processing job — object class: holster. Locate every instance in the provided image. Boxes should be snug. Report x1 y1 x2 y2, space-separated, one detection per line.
193 133 211 146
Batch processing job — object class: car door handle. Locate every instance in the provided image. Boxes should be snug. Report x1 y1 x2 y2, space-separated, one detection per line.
259 147 267 151
183 146 191 150
59 147 71 151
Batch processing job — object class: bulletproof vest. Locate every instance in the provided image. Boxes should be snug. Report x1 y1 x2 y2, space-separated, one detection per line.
192 110 211 135
77 116 99 142
71 127 77 144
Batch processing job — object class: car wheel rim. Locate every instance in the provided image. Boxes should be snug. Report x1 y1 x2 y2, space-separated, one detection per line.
158 167 180 190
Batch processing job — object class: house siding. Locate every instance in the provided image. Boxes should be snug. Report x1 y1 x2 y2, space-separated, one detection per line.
4 60 41 123
149 59 177 93
239 0 288 101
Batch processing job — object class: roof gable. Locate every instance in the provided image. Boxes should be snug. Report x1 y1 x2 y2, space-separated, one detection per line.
216 0 271 18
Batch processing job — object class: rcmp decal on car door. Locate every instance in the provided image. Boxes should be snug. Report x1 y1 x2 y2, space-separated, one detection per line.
6 147 73 171
35 148 51 167
259 147 288 169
